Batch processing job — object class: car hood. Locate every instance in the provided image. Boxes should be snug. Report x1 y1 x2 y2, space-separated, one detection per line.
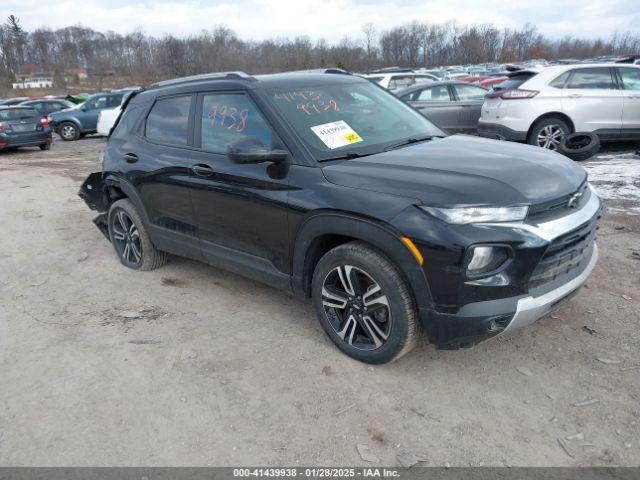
321 135 586 206
51 106 79 117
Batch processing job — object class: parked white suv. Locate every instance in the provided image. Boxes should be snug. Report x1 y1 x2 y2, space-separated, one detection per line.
478 64 640 149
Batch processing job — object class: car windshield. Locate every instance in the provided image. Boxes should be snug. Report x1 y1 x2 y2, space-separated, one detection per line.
0 108 36 121
267 81 444 161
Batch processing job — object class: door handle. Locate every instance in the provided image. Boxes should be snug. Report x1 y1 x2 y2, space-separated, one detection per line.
567 94 582 98
123 153 138 163
192 164 214 177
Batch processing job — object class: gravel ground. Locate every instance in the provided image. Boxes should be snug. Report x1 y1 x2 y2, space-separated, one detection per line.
0 137 638 467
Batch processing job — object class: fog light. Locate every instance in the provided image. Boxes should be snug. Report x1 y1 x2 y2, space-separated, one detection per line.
467 245 509 275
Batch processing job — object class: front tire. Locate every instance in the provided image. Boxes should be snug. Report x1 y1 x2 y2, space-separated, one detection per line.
58 122 80 141
107 199 168 271
527 117 571 150
311 242 420 364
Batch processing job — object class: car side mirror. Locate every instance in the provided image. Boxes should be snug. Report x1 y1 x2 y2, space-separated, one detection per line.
80 105 88 111
226 137 287 164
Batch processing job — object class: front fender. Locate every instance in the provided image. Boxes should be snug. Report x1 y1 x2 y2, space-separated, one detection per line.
291 212 433 311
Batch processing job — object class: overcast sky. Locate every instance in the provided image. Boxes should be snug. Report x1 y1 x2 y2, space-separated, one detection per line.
6 0 639 41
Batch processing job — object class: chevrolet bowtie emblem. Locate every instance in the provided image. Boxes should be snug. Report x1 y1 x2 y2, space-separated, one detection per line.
567 191 583 208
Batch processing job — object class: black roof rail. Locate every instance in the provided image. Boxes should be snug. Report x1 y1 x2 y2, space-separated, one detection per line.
284 68 351 75
149 71 256 89
368 67 414 74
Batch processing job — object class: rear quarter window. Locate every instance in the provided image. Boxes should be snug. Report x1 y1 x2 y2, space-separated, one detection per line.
549 71 571 88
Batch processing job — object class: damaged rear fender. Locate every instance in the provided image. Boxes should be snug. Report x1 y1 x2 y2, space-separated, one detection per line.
78 172 153 239
78 172 109 212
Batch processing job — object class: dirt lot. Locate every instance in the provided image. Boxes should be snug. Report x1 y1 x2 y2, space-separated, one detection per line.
0 137 639 467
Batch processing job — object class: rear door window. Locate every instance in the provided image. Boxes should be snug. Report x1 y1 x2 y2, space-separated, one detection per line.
199 92 274 153
145 95 192 146
566 68 615 89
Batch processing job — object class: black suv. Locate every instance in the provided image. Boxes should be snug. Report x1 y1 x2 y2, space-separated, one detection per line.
80 70 601 364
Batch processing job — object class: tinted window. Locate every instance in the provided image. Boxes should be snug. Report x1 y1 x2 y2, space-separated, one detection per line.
145 95 191 145
85 95 108 110
492 72 536 91
549 71 571 88
454 84 486 101
107 94 124 108
200 93 273 153
0 108 36 121
567 68 614 89
618 67 640 91
415 85 451 102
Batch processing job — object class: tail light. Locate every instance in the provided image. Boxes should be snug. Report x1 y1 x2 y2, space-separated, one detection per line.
40 118 49 126
499 89 539 100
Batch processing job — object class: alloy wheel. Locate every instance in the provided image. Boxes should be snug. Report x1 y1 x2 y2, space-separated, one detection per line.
536 125 565 150
111 209 142 266
61 125 76 140
321 265 391 350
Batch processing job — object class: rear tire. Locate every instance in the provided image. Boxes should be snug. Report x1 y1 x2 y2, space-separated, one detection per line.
107 199 168 271
527 117 571 150
58 122 80 141
39 142 51 151
311 241 420 364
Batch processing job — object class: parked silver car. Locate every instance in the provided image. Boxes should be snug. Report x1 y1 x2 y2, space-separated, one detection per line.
395 81 487 134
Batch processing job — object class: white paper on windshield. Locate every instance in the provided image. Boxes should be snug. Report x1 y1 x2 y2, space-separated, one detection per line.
310 120 363 149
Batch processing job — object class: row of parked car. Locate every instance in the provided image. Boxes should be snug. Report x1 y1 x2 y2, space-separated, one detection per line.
360 63 640 155
0 88 142 151
2 61 639 155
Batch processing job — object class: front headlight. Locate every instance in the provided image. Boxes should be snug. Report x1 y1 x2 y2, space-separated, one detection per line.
419 205 528 224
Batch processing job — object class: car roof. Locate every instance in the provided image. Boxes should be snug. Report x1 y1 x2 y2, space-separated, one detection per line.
394 80 479 96
135 70 369 103
0 105 34 110
22 98 66 103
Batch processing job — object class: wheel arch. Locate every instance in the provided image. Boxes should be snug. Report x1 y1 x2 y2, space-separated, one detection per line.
291 213 433 310
58 117 83 131
102 174 152 226
527 112 575 141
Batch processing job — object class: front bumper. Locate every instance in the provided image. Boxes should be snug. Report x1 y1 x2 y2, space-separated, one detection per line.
505 243 597 332
477 121 527 142
419 187 602 348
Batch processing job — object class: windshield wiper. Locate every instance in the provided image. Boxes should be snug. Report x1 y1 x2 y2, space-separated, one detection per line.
321 151 375 161
383 135 442 152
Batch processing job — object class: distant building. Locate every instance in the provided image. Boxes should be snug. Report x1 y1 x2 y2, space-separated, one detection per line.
61 67 89 84
13 74 54 89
